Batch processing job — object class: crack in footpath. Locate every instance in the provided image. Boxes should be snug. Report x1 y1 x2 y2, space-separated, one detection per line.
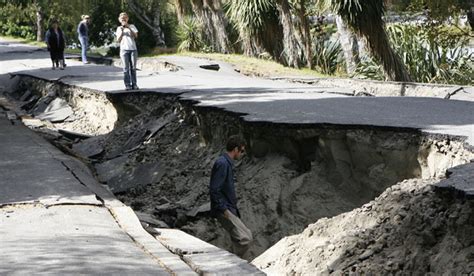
107 208 178 275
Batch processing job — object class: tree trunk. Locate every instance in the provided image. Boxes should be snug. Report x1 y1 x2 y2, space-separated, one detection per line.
336 16 360 75
190 0 213 46
241 31 266 57
36 4 44 42
175 0 186 24
336 0 411 82
128 0 166 47
203 0 231 53
191 0 231 53
275 0 303 68
297 0 312 68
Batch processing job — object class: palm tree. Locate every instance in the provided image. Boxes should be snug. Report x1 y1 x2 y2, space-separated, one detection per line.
275 0 304 68
335 15 360 75
174 0 188 24
294 0 313 68
318 0 412 81
226 0 282 58
127 0 166 46
190 0 231 53
33 0 45 42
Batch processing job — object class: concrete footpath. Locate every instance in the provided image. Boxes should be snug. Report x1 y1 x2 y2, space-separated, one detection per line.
0 107 264 275
0 38 266 275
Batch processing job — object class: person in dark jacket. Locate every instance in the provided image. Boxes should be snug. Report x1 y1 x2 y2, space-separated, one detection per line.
77 15 90 64
45 19 66 70
209 135 253 258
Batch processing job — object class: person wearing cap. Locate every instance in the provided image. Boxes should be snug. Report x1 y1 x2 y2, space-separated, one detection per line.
77 15 90 64
116 12 139 90
45 19 66 70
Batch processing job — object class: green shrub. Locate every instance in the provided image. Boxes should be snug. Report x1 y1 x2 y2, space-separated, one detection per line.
177 17 204 52
0 3 35 40
356 24 474 85
312 39 343 75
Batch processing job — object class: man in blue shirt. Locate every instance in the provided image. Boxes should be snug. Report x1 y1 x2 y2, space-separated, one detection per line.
209 135 253 258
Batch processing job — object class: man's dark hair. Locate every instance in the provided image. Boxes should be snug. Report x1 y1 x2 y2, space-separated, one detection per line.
226 135 245 152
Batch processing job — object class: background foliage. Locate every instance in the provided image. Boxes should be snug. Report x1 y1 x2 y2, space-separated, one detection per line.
0 0 472 85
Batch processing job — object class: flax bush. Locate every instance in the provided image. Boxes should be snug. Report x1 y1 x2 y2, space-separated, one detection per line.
356 24 473 85
177 17 204 52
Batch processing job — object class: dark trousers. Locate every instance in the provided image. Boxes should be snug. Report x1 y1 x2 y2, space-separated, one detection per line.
49 50 64 66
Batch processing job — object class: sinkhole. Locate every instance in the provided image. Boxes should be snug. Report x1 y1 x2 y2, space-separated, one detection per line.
9 76 473 260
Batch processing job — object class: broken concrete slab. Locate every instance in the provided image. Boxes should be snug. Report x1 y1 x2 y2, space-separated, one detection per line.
59 157 124 207
433 162 474 198
199 64 220 71
145 115 175 141
156 228 221 255
36 98 73 123
72 135 106 158
19 95 39 110
21 118 46 128
107 129 147 158
186 202 211 218
32 96 54 116
34 128 63 140
95 154 130 183
182 251 265 276
136 211 170 228
19 90 31 101
154 227 266 274
111 206 197 275
107 161 164 193
58 129 92 140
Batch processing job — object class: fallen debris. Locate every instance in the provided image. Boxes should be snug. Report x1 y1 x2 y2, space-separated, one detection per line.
434 162 474 198
199 64 220 71
36 98 73 123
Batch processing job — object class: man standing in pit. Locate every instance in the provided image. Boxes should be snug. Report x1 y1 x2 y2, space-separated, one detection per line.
209 135 253 258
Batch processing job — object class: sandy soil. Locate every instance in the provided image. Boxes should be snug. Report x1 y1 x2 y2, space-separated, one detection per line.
253 178 474 274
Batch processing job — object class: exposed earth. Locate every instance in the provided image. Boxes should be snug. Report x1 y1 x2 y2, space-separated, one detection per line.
2 38 473 274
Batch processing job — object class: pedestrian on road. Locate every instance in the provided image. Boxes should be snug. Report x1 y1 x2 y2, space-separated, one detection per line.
116 12 139 90
209 135 253 259
77 15 90 64
45 18 66 70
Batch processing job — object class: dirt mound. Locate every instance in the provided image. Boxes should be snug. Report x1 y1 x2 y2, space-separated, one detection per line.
253 177 474 274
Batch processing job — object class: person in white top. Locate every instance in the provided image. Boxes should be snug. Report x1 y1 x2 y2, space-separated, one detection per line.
116 12 139 90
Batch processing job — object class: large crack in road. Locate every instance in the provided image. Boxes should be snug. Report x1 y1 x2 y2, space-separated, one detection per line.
7 75 473 269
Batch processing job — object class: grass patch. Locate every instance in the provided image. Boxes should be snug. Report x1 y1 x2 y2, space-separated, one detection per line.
146 49 331 78
177 52 330 78
0 35 46 47
64 48 107 58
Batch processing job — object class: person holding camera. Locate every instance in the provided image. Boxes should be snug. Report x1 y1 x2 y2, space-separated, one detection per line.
116 12 139 90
